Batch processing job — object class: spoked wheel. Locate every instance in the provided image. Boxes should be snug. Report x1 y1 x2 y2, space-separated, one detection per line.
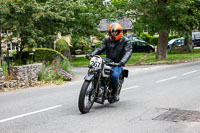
78 80 95 114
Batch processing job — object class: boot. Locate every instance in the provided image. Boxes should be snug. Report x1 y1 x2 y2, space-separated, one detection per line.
113 85 120 101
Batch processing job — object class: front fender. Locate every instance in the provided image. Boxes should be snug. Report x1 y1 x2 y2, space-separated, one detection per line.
84 74 95 81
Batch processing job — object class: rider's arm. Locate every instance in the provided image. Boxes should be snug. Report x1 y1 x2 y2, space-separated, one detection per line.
91 37 107 56
120 38 133 65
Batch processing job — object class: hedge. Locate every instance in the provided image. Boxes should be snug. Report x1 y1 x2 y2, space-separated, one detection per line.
14 48 68 64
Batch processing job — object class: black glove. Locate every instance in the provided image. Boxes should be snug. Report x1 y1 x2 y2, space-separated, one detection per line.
118 62 125 67
85 54 93 59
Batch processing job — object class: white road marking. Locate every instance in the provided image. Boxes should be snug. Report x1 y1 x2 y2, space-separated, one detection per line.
182 70 198 76
156 76 178 83
0 105 62 123
122 86 140 91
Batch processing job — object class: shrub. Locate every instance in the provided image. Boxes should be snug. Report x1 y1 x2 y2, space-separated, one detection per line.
94 41 102 48
34 48 66 63
38 59 72 84
13 48 69 66
55 39 71 59
70 34 92 54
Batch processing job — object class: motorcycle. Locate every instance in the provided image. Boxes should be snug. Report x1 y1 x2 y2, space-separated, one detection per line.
78 55 128 114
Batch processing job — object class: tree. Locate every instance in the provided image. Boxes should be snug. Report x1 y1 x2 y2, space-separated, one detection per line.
170 0 200 52
120 0 200 59
1 0 101 58
1 0 126 61
1 0 40 59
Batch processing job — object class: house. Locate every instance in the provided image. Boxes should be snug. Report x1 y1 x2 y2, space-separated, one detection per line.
91 17 133 43
0 29 19 55
98 17 133 34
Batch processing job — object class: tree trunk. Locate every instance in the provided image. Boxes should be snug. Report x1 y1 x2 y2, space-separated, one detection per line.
156 31 169 59
156 0 170 59
184 30 192 52
19 37 25 62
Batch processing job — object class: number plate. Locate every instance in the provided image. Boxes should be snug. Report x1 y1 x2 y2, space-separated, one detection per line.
90 56 103 69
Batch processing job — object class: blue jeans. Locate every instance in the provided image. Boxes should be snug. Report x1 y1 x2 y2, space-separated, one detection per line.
111 66 122 86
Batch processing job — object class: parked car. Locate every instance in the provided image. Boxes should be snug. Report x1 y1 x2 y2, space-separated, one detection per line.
132 40 155 53
168 38 184 50
168 38 194 50
192 32 200 46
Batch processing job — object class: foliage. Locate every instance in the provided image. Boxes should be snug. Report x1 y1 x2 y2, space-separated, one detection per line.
139 33 180 46
56 39 70 51
70 34 92 54
55 39 71 59
1 0 116 61
38 59 72 84
1 0 64 59
34 48 67 63
94 41 102 48
117 0 200 59
13 48 68 66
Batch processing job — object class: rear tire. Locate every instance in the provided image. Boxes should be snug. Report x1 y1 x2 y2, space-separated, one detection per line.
78 80 95 114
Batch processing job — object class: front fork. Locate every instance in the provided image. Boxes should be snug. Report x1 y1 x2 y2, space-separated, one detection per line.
84 72 102 98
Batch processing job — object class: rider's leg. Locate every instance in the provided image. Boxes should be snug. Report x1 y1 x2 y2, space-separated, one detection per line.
111 66 122 101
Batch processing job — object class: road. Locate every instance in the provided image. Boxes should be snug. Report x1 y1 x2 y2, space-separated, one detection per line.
0 61 200 133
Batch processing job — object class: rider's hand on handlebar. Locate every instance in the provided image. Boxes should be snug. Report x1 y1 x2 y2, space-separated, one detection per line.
85 54 93 59
118 62 125 67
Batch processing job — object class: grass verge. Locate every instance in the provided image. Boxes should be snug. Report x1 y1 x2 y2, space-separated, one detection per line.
70 49 200 67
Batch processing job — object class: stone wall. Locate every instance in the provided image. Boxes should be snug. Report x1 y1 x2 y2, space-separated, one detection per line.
0 68 4 90
0 63 42 91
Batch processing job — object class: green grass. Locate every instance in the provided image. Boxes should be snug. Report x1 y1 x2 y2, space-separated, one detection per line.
69 49 200 67
70 56 90 66
142 49 200 65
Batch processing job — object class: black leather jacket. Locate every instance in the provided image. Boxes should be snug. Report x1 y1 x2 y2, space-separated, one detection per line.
91 36 132 64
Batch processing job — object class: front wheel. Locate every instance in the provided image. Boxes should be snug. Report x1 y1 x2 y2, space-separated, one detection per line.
78 80 95 113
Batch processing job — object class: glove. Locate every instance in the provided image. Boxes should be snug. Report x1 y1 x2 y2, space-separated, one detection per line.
85 54 93 59
118 62 125 67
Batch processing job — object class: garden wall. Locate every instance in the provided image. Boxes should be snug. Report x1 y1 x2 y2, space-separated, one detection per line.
0 63 42 91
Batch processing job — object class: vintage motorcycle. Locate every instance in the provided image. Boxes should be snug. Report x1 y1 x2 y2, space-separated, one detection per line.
78 55 128 114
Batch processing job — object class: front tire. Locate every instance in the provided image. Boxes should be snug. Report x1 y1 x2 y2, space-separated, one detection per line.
78 80 95 113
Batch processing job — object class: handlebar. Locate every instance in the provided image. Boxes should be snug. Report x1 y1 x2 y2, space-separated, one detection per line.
85 55 122 66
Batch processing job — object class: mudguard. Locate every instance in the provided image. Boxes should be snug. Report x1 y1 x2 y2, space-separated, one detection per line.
84 74 95 81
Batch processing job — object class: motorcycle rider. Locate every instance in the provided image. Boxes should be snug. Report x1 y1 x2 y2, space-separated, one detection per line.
86 23 132 101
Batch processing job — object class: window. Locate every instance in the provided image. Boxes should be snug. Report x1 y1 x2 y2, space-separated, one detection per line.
7 43 18 51
7 43 11 50
195 34 200 39
0 29 8 34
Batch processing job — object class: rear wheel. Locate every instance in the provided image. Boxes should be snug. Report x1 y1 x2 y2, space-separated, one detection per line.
78 80 95 113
